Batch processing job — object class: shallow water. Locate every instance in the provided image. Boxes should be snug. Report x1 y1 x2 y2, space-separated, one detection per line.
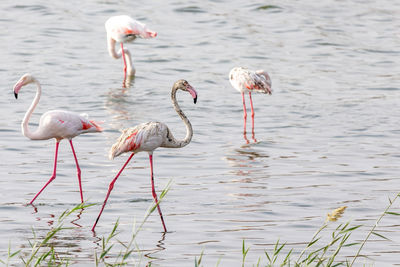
1 0 400 266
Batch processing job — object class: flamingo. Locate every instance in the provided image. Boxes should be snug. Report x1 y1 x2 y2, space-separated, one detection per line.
229 67 272 143
92 80 197 232
105 15 157 84
13 73 103 204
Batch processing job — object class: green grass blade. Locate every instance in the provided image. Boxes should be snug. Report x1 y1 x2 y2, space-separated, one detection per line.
100 244 114 260
265 250 272 262
385 211 400 216
371 231 390 241
106 219 120 244
274 242 286 256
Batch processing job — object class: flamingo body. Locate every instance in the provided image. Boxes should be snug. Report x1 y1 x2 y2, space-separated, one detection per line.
92 80 197 232
29 110 102 141
109 122 168 159
13 73 102 204
229 67 272 95
229 67 272 143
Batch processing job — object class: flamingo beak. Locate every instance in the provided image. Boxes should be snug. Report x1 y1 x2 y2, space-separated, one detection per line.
187 85 197 104
141 29 157 38
149 31 157 38
13 80 24 99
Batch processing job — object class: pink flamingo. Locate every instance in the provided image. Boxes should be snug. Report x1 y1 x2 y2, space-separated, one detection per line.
105 15 157 84
229 67 272 143
92 80 197 232
13 73 103 204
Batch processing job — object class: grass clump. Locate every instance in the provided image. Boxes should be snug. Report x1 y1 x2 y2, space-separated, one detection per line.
195 192 400 266
15 202 92 266
94 180 172 266
1 180 172 266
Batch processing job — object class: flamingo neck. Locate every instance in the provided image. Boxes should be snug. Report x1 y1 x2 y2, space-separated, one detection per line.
22 79 42 140
107 36 135 76
164 87 193 148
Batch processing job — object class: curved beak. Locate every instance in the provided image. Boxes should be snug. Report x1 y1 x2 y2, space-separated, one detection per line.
186 84 198 104
13 80 24 99
140 29 157 39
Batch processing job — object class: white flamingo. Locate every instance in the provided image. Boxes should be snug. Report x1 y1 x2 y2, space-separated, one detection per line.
13 73 103 204
105 15 157 83
92 80 197 232
229 67 272 143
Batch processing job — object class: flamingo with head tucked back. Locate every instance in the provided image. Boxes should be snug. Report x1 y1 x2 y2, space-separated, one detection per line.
105 15 157 84
13 74 103 204
229 67 272 143
92 80 197 232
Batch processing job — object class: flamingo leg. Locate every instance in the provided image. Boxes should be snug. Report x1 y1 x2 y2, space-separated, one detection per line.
248 92 257 142
149 153 167 232
29 141 60 204
242 92 249 144
92 153 135 231
121 42 127 87
69 140 83 203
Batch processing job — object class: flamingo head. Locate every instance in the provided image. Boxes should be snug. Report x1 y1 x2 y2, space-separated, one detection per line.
256 70 272 94
13 73 35 99
105 15 157 43
174 79 197 104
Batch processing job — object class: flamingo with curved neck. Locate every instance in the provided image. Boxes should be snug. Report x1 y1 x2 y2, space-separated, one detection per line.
92 79 197 232
105 15 157 85
13 73 103 204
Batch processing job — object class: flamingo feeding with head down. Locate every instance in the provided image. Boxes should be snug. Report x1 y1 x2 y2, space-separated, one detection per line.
92 80 197 232
229 67 272 143
105 15 157 84
13 74 103 204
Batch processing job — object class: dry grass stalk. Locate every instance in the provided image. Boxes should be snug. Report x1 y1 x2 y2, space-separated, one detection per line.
326 206 347 222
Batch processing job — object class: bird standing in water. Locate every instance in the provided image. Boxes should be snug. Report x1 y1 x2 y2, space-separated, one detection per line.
13 73 103 204
229 67 272 143
92 80 197 232
105 15 157 86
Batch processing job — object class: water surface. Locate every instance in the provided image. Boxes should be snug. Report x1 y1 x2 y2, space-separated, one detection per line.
1 0 400 265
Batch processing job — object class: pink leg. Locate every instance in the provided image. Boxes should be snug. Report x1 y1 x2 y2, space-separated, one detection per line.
242 92 247 133
242 92 249 144
29 141 60 204
69 140 83 203
92 153 135 231
248 92 257 142
149 154 167 232
121 43 127 87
